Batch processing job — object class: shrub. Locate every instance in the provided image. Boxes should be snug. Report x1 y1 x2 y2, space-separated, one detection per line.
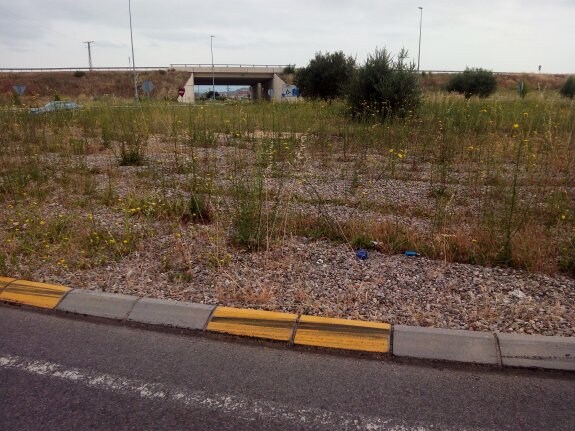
295 51 356 100
282 64 296 75
346 48 421 120
73 70 86 78
187 194 212 224
559 76 575 99
446 68 497 99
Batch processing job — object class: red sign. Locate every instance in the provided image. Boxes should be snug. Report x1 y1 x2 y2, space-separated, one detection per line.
178 88 185 97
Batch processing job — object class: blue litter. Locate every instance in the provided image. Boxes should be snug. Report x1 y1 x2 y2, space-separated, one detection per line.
403 251 420 257
356 249 368 260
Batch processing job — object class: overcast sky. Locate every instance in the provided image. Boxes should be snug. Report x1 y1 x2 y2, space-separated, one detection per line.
1 0 574 73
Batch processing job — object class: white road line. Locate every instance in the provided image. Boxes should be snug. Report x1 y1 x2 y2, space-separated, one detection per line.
0 353 452 431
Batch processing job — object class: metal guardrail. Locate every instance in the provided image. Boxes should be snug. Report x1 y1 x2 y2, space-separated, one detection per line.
0 67 168 72
0 66 561 75
170 64 290 69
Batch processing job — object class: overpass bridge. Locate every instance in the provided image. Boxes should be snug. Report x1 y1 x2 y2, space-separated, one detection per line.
171 64 291 103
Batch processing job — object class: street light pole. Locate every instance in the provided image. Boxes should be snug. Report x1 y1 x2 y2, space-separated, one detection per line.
129 0 139 102
417 6 423 73
210 35 215 100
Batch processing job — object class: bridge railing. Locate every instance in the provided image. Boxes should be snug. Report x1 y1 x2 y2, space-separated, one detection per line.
170 64 290 69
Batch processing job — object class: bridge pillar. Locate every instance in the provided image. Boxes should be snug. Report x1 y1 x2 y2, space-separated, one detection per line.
181 73 195 104
251 82 263 100
272 74 285 101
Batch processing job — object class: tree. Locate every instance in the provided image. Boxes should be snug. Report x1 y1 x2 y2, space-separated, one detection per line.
446 68 497 99
204 90 221 100
346 48 421 120
559 76 575 99
295 51 356 100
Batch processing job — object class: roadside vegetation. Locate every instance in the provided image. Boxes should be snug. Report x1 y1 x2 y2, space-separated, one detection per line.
1 85 574 281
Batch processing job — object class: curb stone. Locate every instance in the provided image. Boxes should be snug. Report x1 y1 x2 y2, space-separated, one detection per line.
393 325 499 365
58 290 139 320
1 278 574 371
128 297 215 330
498 332 575 371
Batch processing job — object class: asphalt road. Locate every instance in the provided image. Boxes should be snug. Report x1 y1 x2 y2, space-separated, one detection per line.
1 304 574 431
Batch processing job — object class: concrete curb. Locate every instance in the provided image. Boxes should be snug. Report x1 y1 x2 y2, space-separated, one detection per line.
1 278 574 371
393 325 499 365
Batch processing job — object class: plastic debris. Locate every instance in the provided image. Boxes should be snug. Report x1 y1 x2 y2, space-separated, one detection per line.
403 251 420 257
356 249 368 260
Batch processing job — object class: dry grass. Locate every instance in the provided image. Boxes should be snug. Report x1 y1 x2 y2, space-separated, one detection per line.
0 93 574 281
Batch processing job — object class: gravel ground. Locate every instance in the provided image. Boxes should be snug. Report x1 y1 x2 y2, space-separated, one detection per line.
34 231 574 337
4 138 575 337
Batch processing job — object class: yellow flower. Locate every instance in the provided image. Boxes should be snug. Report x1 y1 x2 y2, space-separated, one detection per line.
513 123 519 129
40 220 46 225
397 153 404 159
389 149 394 153
561 215 566 220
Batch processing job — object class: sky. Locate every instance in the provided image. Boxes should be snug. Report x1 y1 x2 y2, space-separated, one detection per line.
1 0 574 73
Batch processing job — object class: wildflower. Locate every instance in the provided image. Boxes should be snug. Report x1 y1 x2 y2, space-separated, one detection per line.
561 215 566 220
123 239 129 244
513 123 519 129
389 149 394 153
397 153 404 159
40 220 46 225
523 112 528 116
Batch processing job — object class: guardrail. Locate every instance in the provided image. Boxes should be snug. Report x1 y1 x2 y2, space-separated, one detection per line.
0 67 562 75
0 67 168 72
170 64 291 69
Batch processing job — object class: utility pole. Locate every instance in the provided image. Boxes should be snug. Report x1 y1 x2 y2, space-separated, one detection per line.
129 0 139 102
83 41 94 70
210 35 215 100
417 7 423 72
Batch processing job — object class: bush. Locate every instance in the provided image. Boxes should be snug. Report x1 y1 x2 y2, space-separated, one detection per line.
188 194 212 224
346 48 421 120
282 64 296 75
446 68 497 99
295 51 356 100
559 76 575 99
73 70 86 78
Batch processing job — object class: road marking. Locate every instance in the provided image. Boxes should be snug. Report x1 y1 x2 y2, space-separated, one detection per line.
207 307 297 341
0 354 440 431
0 280 70 309
294 315 391 353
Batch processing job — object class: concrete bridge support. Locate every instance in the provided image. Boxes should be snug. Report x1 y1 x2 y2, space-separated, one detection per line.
182 73 195 104
175 67 289 104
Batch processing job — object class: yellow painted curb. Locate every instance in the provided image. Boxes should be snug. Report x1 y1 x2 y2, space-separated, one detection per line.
207 307 297 341
0 277 16 291
0 280 71 309
294 315 391 353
